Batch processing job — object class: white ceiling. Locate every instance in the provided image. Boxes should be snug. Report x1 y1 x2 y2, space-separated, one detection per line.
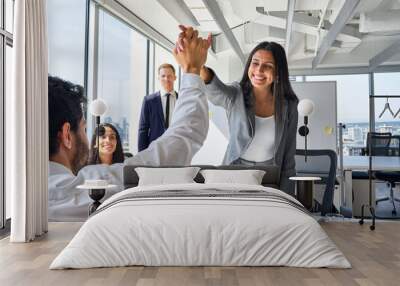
117 0 400 71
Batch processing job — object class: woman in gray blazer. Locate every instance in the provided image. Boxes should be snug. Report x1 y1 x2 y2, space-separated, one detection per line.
200 42 298 195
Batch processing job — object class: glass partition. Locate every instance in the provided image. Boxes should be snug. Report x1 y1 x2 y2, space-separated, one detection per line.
47 0 86 85
373 72 400 135
5 0 13 33
95 8 148 153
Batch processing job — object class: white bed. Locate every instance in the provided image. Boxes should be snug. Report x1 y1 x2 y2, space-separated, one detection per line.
50 183 351 269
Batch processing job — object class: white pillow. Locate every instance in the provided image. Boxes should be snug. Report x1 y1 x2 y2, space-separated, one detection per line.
135 167 200 186
200 169 266 185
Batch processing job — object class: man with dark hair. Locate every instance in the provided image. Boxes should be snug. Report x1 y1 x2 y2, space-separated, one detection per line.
49 26 211 221
138 63 178 151
48 76 124 221
48 76 88 174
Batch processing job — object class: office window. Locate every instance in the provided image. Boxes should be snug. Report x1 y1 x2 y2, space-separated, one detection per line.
373 72 400 135
153 44 180 93
94 8 147 154
306 74 369 156
374 72 400 96
1 0 14 229
47 0 86 85
4 44 11 220
147 40 155 94
0 37 3 228
5 0 13 33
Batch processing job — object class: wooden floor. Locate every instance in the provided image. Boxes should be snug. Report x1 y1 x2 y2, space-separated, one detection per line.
1 221 399 286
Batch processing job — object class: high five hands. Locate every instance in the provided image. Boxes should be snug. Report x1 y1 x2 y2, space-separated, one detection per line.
173 25 212 75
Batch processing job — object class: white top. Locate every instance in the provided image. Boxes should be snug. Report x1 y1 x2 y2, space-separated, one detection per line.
160 89 177 121
241 115 275 162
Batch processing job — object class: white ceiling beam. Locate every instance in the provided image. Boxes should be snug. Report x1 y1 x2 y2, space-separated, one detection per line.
369 39 400 71
156 0 200 26
285 0 296 54
256 7 361 43
202 0 245 64
267 10 320 26
312 0 360 69
314 0 330 56
213 23 286 53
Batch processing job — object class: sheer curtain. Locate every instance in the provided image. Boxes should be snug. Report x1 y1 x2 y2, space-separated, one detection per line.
9 0 48 242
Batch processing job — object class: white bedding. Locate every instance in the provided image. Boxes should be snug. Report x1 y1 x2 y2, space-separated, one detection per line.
50 183 351 269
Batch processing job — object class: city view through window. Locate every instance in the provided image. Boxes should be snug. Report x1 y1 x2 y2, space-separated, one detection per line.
343 120 400 156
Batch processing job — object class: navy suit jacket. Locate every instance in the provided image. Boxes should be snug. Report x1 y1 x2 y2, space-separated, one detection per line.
138 91 177 151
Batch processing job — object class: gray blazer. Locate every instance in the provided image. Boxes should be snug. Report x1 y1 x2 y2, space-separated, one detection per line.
206 73 298 195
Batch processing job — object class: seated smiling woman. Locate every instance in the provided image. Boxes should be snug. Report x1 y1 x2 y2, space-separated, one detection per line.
88 123 125 165
198 40 299 196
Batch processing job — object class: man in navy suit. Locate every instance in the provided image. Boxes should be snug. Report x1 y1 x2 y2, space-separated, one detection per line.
138 63 179 151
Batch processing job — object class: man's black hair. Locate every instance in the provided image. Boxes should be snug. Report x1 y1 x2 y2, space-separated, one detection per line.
48 76 86 156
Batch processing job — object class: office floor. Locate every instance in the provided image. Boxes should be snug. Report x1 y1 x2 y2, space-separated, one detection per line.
1 221 399 286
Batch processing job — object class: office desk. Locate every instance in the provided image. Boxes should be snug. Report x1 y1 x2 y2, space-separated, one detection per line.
343 156 400 171
342 156 400 216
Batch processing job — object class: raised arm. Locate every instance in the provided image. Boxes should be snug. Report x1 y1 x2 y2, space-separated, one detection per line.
125 26 210 166
202 66 240 109
178 26 238 110
200 65 213 83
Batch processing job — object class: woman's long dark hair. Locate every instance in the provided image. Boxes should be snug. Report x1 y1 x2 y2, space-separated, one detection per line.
88 123 125 165
240 41 298 123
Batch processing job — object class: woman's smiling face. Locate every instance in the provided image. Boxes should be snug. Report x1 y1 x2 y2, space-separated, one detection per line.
247 49 276 89
99 126 117 156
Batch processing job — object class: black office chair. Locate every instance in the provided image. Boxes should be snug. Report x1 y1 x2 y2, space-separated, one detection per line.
374 135 400 215
389 135 400 156
362 132 392 156
295 149 337 216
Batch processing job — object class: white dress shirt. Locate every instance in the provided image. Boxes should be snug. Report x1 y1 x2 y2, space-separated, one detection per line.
48 74 209 221
160 89 177 121
241 115 275 162
48 162 124 221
